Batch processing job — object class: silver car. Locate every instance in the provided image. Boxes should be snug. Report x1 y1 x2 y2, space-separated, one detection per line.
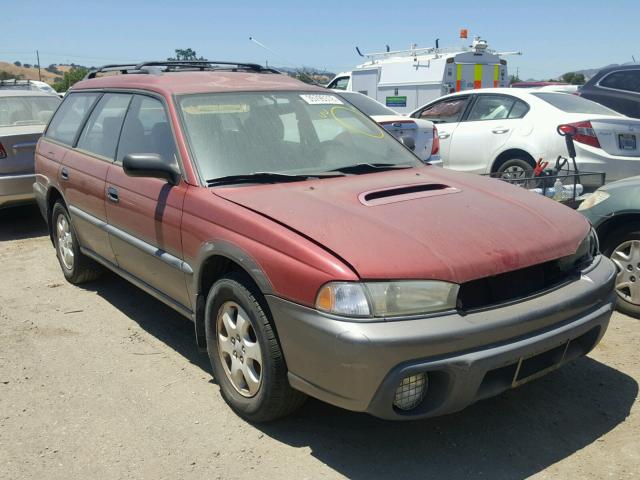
0 90 60 208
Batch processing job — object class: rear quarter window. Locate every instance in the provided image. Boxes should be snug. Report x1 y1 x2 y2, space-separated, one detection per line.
531 92 621 115
45 93 101 145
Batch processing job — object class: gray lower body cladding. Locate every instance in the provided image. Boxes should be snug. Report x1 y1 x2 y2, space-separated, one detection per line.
267 256 616 420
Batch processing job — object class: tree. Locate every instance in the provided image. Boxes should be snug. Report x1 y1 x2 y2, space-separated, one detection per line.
23 63 32 68
53 67 88 92
561 72 586 85
509 74 522 85
168 48 206 61
13 61 21 67
46 64 62 75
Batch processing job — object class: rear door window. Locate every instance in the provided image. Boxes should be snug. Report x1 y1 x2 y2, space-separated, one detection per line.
413 97 469 123
77 93 132 160
116 95 178 164
45 93 100 145
599 70 640 93
466 95 529 121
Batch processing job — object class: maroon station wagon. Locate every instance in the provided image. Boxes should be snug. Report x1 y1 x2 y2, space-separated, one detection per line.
34 61 616 421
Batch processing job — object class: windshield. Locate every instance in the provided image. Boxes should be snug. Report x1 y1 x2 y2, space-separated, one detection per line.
0 96 60 127
337 92 397 117
178 91 420 181
532 92 620 115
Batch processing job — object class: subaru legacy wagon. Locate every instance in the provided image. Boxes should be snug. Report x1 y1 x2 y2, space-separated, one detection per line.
34 61 616 421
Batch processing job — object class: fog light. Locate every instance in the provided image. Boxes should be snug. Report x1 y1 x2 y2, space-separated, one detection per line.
393 373 428 411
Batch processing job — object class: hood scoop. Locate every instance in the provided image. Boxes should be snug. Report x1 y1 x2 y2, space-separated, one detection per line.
359 183 461 206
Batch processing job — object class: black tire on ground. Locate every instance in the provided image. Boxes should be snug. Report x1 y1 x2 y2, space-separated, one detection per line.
51 201 102 284
205 272 307 422
601 224 640 319
496 157 535 177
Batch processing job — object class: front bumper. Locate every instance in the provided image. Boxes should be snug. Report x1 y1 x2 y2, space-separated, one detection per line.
0 174 35 208
267 256 616 420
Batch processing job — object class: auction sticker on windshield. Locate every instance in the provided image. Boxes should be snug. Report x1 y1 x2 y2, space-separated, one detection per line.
300 94 343 105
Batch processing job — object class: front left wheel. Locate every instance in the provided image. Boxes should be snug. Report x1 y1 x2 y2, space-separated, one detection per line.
205 272 306 422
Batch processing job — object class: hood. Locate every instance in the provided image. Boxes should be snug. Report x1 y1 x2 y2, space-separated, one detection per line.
213 167 589 283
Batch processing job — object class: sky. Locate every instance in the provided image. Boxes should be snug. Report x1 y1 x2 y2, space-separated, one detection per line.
2 0 639 80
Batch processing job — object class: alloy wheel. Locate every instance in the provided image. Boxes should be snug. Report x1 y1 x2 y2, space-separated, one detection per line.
216 301 263 397
56 214 74 270
611 239 640 305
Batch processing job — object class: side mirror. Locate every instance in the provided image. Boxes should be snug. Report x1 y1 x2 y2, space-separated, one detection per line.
400 135 416 151
122 153 181 186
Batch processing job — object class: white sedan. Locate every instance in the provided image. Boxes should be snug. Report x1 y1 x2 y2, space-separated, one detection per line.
410 88 640 183
333 90 439 164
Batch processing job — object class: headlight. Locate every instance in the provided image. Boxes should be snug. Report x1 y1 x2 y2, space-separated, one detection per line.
578 191 610 211
557 227 599 271
315 280 459 318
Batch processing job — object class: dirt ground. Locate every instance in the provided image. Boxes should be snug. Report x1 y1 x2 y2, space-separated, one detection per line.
1 205 638 480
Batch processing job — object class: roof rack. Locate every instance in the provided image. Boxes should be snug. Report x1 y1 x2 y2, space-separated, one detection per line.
84 61 280 79
0 79 34 86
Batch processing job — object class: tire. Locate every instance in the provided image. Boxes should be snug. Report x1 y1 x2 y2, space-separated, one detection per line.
496 157 536 187
51 201 102 284
602 224 640 318
205 272 306 422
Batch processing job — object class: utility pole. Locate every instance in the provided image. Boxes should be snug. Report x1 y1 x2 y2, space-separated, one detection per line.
36 50 42 81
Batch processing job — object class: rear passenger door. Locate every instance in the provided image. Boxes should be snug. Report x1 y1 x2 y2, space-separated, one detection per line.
105 94 191 310
447 94 528 173
45 92 121 265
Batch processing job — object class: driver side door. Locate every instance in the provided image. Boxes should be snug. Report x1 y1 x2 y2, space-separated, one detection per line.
105 94 191 311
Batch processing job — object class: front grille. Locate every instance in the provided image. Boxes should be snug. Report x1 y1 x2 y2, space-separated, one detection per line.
457 255 587 312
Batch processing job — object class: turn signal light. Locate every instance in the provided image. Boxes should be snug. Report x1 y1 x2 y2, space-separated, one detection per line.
431 127 440 155
0 142 6 159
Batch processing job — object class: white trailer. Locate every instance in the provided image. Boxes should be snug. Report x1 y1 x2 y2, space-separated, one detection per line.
327 37 519 114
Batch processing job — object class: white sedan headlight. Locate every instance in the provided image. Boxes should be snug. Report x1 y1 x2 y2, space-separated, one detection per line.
578 191 610 211
315 280 459 318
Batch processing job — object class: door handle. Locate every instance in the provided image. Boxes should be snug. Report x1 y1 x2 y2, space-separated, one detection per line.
107 186 119 203
12 141 38 151
492 128 510 134
60 167 69 181
438 132 450 139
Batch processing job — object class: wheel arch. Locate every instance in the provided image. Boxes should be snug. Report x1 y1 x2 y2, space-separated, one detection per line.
193 241 274 351
594 211 640 248
491 148 536 173
45 186 67 244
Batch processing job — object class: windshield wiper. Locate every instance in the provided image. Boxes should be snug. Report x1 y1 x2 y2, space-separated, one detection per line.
327 163 414 175
206 171 342 187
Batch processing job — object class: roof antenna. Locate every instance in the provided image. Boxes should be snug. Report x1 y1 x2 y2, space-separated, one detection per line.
249 36 296 67
356 46 364 57
385 45 390 52
435 38 439 49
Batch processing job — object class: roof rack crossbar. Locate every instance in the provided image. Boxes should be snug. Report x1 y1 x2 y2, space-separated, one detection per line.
84 60 281 79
